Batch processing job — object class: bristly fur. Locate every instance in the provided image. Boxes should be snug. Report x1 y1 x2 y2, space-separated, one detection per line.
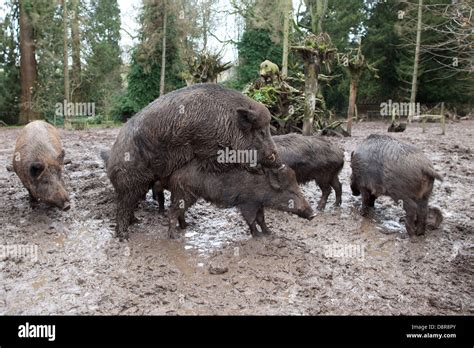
350 134 442 236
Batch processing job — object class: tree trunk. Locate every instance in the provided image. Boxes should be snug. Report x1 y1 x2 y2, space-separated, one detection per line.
346 77 359 136
305 0 328 34
159 3 167 97
19 0 39 124
302 61 317 135
409 0 423 123
71 0 81 101
281 0 291 77
63 0 70 128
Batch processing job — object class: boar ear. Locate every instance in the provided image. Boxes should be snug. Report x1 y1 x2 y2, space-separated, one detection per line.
236 107 258 130
58 149 65 164
268 169 281 190
246 163 265 175
29 162 45 178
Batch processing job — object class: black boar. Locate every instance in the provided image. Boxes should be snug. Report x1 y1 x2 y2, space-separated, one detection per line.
12 120 70 210
350 134 442 236
105 83 281 240
167 163 315 239
273 133 344 210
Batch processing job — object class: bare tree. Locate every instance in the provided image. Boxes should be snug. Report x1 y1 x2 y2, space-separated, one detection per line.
281 0 292 77
408 0 423 123
71 0 81 101
19 0 39 124
159 0 167 96
62 0 70 127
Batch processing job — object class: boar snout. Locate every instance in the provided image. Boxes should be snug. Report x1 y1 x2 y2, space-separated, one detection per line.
45 185 70 210
57 195 70 211
298 206 316 220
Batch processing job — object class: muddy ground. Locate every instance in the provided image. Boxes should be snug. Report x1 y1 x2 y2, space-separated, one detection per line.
0 121 472 315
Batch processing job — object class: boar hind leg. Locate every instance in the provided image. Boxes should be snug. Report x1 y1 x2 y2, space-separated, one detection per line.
178 212 188 229
403 199 418 236
415 198 428 236
316 182 332 211
157 191 165 213
256 207 271 235
331 177 342 207
152 182 165 213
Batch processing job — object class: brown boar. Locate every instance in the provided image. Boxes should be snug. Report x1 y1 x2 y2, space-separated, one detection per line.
12 120 70 210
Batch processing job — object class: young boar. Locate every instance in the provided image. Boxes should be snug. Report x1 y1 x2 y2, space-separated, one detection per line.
12 120 70 210
105 83 281 240
167 163 315 239
350 134 442 236
149 134 344 213
273 133 344 210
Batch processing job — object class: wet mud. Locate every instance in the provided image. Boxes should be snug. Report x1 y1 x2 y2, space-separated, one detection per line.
0 121 472 314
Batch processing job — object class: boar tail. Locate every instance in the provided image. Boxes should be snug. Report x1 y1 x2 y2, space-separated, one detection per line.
100 149 110 167
423 167 443 182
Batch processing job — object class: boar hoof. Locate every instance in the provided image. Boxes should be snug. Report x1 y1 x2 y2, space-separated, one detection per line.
117 233 129 242
129 215 140 224
250 230 265 238
168 228 181 239
261 228 272 235
360 206 371 217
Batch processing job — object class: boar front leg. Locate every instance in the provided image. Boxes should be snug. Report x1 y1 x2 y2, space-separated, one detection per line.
403 199 418 236
167 207 182 239
116 187 146 241
168 194 195 239
256 207 271 235
415 198 429 236
27 189 38 206
360 188 376 216
239 205 261 237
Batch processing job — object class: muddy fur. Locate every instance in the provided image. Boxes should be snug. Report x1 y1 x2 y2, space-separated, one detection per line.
105 83 281 239
350 134 442 236
12 120 69 209
273 133 344 210
166 162 314 239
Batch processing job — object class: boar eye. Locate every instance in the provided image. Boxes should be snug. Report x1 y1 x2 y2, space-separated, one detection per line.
29 162 45 178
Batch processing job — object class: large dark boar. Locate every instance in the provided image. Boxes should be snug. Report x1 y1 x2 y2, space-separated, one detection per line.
167 162 315 239
105 83 281 239
273 133 344 210
350 134 442 236
12 120 70 210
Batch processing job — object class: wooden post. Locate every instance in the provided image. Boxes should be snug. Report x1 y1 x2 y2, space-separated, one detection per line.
440 102 445 135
